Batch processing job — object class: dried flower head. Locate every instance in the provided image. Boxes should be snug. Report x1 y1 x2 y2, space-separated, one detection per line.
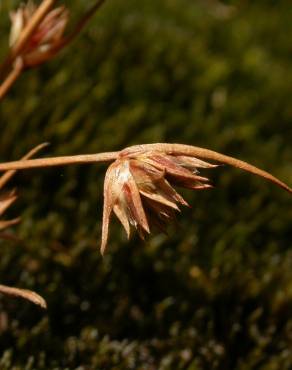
9 1 69 67
101 148 218 254
101 143 292 254
0 142 290 255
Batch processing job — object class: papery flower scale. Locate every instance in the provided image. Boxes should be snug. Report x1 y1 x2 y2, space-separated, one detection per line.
9 1 69 67
101 148 217 254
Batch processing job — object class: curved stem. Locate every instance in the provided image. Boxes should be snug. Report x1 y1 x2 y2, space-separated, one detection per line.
0 152 119 172
124 143 292 194
0 143 48 189
0 61 23 101
57 0 106 50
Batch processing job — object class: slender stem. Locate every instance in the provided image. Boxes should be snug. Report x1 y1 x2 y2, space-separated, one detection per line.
123 143 292 194
57 0 106 50
0 152 119 172
0 143 48 189
0 60 23 101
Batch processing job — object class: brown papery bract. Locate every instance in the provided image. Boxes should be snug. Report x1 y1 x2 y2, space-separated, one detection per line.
0 0 107 100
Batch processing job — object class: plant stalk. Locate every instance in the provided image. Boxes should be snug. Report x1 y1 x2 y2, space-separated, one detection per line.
0 59 23 100
126 143 292 194
0 143 48 189
0 152 119 172
57 0 106 50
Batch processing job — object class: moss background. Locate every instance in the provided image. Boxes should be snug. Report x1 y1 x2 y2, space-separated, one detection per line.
0 0 292 369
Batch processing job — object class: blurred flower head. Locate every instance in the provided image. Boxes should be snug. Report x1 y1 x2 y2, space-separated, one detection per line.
101 147 217 254
9 1 69 67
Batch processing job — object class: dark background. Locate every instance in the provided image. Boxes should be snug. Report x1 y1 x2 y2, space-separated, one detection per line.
0 0 291 368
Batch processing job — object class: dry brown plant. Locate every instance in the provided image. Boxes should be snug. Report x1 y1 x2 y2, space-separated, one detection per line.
0 1 291 313
0 144 48 308
0 143 290 254
0 0 107 310
0 0 106 100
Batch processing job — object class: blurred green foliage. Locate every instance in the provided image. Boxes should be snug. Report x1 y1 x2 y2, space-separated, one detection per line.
0 0 292 368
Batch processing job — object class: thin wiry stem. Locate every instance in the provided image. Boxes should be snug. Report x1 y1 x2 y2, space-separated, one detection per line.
123 143 292 194
0 143 49 189
57 0 106 50
0 59 23 101
0 152 119 172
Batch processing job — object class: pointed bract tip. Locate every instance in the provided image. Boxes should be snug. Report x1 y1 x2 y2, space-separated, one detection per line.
100 148 214 252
